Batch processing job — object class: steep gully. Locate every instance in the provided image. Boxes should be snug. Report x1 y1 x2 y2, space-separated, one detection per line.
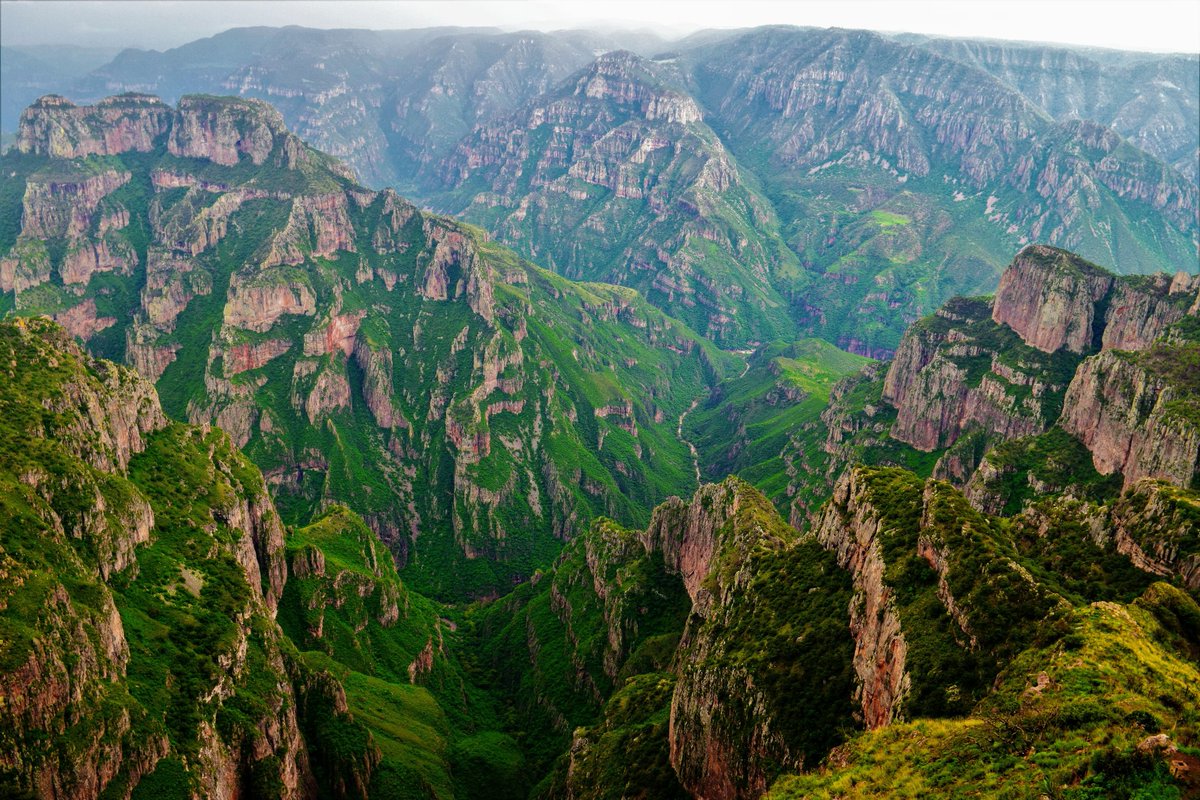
677 356 752 486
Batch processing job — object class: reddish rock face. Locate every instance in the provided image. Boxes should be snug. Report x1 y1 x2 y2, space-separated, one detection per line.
259 194 359 268
884 247 1199 472
224 278 317 333
353 338 406 430
60 238 136 286
1101 273 1199 352
991 245 1199 357
992 245 1114 355
21 170 131 240
813 470 911 730
125 339 180 383
52 298 117 342
1060 350 1200 489
16 93 318 174
882 297 1062 454
167 95 283 166
303 311 365 358
224 339 292 375
16 94 172 159
303 366 352 425
415 219 494 321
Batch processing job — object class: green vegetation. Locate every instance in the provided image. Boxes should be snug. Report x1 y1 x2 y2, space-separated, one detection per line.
428 57 803 348
687 338 870 509
769 584 1200 799
675 482 858 774
0 318 365 797
2 82 1198 800
977 427 1124 516
466 515 692 777
536 672 687 800
0 113 743 601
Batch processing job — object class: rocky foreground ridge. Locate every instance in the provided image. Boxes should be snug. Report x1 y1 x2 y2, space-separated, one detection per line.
477 463 1199 800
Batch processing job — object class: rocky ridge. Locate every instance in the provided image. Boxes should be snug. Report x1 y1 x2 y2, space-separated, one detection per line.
0 318 376 800
875 245 1200 491
427 50 801 347
1 92 736 599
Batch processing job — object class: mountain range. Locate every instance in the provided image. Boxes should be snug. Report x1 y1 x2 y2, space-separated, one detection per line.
3 25 1196 353
0 26 1198 800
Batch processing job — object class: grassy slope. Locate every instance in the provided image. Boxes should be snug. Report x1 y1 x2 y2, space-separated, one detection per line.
770 583 1200 799
687 338 870 507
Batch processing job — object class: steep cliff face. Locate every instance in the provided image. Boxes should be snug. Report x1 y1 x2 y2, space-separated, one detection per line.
666 479 855 800
811 469 913 730
1060 345 1200 489
1105 480 1200 590
15 91 339 177
811 467 1062 729
876 246 1199 500
16 93 173 158
991 245 1115 354
0 318 374 800
474 477 855 800
2 93 737 601
992 244 1198 355
427 50 799 347
881 294 1077 454
768 583 1200 799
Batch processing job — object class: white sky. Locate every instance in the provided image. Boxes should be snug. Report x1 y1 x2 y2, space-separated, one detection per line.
1 0 1198 54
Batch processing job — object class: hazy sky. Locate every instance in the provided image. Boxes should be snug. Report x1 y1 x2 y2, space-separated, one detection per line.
2 0 1198 54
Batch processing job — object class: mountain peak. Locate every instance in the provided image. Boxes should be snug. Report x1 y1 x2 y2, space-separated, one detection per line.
571 49 702 124
16 92 353 181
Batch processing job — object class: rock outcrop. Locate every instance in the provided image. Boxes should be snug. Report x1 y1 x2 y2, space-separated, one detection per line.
0 90 739 603
224 273 317 332
812 469 913 730
882 246 1199 495
20 169 131 239
1107 480 1200 590
992 245 1198 356
0 318 377 800
991 245 1114 354
811 467 1060 731
16 94 173 158
644 479 747 606
882 296 1071 454
16 92 311 171
665 479 855 800
1060 347 1200 489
